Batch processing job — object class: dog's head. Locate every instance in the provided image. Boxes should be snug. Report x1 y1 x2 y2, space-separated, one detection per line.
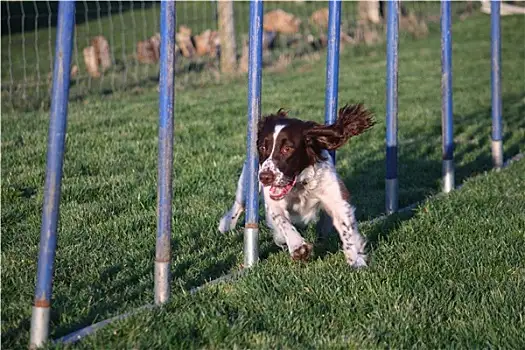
257 103 375 200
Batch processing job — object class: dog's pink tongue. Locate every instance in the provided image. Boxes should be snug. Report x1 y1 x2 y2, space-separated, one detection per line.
269 178 296 199
270 185 286 197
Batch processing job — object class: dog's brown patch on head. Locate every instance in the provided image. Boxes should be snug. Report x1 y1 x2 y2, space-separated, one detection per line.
257 110 325 180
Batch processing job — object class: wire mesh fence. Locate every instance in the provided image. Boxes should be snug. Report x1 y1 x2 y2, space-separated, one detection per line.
1 1 478 112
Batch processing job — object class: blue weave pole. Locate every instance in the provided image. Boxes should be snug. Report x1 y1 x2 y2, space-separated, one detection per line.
316 0 342 238
324 0 342 165
490 0 503 168
29 1 76 348
244 0 264 268
155 0 176 305
385 0 399 214
441 0 455 193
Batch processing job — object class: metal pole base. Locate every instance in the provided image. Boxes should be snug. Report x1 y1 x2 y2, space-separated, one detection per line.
244 226 259 268
154 261 170 305
386 178 398 215
492 140 503 169
30 306 50 349
442 159 455 193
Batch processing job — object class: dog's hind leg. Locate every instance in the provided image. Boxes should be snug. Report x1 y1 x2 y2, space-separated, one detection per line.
219 162 247 233
219 160 266 233
315 211 333 240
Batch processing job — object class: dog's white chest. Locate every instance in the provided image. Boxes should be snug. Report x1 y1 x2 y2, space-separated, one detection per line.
287 189 321 227
286 166 324 227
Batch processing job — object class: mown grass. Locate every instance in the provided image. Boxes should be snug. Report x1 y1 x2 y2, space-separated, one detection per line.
72 158 525 349
1 11 524 349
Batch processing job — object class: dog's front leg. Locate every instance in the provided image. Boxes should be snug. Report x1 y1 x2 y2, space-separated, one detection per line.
263 188 313 261
318 177 368 268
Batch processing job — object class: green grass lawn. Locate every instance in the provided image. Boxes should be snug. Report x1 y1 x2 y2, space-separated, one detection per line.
2 12 524 349
68 158 525 349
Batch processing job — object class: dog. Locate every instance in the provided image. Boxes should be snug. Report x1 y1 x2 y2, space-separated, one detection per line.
219 103 375 268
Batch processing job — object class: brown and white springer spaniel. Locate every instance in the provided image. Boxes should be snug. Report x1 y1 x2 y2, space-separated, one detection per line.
219 103 375 268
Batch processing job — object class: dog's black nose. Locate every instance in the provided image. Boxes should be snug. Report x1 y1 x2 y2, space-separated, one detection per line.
259 171 275 186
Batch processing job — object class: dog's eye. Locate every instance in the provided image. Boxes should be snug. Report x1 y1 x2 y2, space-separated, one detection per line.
259 145 266 153
281 146 293 155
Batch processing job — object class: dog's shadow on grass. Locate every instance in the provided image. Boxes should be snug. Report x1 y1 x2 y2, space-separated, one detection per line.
48 262 152 341
312 209 417 261
40 230 241 342
48 248 238 340
228 93 524 263
2 258 156 347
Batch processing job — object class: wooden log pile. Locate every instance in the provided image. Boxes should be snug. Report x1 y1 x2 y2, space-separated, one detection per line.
83 35 112 78
75 5 432 79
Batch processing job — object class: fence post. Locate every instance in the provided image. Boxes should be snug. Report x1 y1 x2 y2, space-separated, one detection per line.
385 0 399 214
155 0 176 306
218 0 237 73
244 0 264 268
29 1 76 348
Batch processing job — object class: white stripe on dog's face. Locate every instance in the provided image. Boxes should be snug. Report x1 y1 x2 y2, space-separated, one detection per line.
259 124 287 185
269 124 286 158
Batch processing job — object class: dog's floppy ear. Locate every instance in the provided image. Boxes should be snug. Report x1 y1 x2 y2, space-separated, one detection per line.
304 103 375 150
276 108 289 118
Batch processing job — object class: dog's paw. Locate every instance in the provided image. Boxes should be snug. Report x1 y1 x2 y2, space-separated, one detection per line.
218 213 235 233
219 202 244 233
291 243 313 262
218 203 244 233
347 255 368 269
